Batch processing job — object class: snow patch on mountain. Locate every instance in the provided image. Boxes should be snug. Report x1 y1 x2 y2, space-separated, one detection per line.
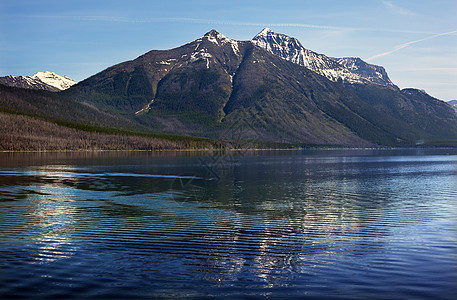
190 48 213 63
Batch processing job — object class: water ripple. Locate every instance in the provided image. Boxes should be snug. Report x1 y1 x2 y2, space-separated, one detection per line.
1 151 457 299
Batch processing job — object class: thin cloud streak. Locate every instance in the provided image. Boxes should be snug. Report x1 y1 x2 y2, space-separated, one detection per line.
29 15 436 35
381 0 416 16
29 15 347 30
395 67 457 72
366 30 457 61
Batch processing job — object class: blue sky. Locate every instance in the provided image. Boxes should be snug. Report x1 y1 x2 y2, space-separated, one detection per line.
1 0 456 100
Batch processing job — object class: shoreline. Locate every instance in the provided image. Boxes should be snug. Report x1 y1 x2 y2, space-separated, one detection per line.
2 145 457 154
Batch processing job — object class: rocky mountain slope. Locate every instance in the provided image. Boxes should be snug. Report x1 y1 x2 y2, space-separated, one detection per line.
0 71 76 92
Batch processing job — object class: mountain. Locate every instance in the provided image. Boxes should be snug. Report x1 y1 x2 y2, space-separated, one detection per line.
250 28 457 144
0 71 76 92
63 30 374 145
252 28 396 87
4 29 456 148
60 29 457 147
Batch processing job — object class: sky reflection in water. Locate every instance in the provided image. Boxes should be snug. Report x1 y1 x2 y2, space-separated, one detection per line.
0 150 456 299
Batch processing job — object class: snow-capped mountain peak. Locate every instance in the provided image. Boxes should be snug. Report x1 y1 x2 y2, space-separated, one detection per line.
197 29 241 57
31 71 76 90
252 28 367 84
252 28 303 56
257 27 273 36
203 30 230 44
252 28 395 87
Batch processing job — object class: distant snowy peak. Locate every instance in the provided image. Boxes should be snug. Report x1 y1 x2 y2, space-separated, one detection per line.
448 100 457 111
252 28 396 87
32 71 76 90
0 71 76 92
0 74 55 91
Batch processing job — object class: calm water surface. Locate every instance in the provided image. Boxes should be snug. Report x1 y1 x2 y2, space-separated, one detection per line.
0 149 456 299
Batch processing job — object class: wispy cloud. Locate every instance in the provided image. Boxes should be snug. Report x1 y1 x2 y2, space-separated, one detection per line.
29 15 435 35
381 0 416 16
366 30 457 61
395 67 457 73
29 15 344 30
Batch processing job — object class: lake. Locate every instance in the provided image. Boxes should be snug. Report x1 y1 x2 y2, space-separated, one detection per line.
1 149 456 299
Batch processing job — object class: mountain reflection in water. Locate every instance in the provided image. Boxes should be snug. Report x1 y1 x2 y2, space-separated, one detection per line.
1 150 456 299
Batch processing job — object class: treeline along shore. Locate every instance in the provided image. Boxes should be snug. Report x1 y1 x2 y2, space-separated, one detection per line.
0 112 218 151
0 112 291 152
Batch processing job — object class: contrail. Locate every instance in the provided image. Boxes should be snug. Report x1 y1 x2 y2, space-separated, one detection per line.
366 30 457 61
30 15 435 35
30 15 346 31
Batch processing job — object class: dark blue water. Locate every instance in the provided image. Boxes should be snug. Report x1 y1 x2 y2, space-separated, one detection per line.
1 149 456 299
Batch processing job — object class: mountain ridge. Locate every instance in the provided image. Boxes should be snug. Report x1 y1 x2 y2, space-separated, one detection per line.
0 71 76 92
252 28 396 87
